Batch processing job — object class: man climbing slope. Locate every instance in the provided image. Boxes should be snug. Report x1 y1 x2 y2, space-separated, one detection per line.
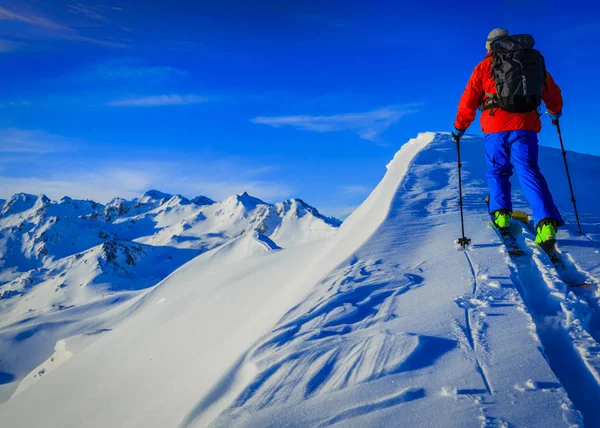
452 28 564 249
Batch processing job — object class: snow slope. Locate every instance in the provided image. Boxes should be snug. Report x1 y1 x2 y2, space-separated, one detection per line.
0 190 340 404
1 132 599 427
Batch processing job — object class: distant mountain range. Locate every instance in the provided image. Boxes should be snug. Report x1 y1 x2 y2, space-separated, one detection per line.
0 189 340 322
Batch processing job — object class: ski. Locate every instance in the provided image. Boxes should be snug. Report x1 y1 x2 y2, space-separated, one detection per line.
510 214 594 289
539 244 593 288
485 196 525 257
484 197 593 288
489 222 525 257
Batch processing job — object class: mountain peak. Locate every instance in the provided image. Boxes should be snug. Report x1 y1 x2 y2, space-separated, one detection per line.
276 198 342 227
164 195 191 206
191 195 215 206
290 198 308 207
59 196 103 213
237 192 267 206
222 192 266 207
106 197 127 207
138 190 173 204
1 193 47 216
8 192 38 201
37 194 51 204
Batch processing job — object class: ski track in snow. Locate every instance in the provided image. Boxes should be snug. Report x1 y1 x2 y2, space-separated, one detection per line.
498 222 600 426
199 134 596 427
1 133 599 427
461 252 493 395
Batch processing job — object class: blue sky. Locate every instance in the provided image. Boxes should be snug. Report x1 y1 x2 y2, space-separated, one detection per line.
1 0 598 218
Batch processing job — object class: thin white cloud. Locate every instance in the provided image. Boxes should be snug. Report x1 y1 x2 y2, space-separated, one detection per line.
251 105 419 143
0 38 22 52
107 94 209 107
0 5 128 48
0 162 160 203
66 34 129 48
0 128 77 153
67 4 110 21
0 128 293 204
0 175 293 205
0 175 143 203
0 6 69 31
0 166 293 204
78 59 189 83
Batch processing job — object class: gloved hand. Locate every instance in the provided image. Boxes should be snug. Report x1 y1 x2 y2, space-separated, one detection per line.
451 127 466 141
549 111 562 123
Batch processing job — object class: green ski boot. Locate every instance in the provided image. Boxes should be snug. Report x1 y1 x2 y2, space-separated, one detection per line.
493 210 512 231
535 218 557 250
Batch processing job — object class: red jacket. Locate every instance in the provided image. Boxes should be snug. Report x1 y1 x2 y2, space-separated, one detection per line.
454 54 563 134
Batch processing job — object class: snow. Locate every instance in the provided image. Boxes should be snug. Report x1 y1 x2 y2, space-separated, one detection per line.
206 231 281 264
1 132 599 427
0 188 339 408
11 339 73 398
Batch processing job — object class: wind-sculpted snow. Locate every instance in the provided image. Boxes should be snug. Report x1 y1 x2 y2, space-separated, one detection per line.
215 260 449 414
1 132 599 428
204 133 598 428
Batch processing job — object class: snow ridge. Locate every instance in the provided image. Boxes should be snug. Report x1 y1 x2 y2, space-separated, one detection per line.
1 132 600 428
200 133 599 427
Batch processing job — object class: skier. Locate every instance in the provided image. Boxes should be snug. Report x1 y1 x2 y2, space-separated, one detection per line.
451 28 564 249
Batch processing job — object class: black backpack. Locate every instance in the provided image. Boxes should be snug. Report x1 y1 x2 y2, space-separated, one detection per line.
484 34 546 113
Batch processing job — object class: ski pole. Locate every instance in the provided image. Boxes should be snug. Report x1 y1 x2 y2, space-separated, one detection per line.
554 118 583 235
454 136 471 247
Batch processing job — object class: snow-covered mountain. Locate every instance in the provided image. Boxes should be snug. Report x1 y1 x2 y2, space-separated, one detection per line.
0 189 340 406
0 189 339 281
1 133 599 427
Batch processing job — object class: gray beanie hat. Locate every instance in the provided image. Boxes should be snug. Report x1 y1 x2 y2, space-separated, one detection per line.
486 28 510 49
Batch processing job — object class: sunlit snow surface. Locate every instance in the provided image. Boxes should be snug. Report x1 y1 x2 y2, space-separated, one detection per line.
1 132 599 427
0 189 340 406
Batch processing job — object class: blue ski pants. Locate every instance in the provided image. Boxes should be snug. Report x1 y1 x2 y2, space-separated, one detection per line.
485 130 564 227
